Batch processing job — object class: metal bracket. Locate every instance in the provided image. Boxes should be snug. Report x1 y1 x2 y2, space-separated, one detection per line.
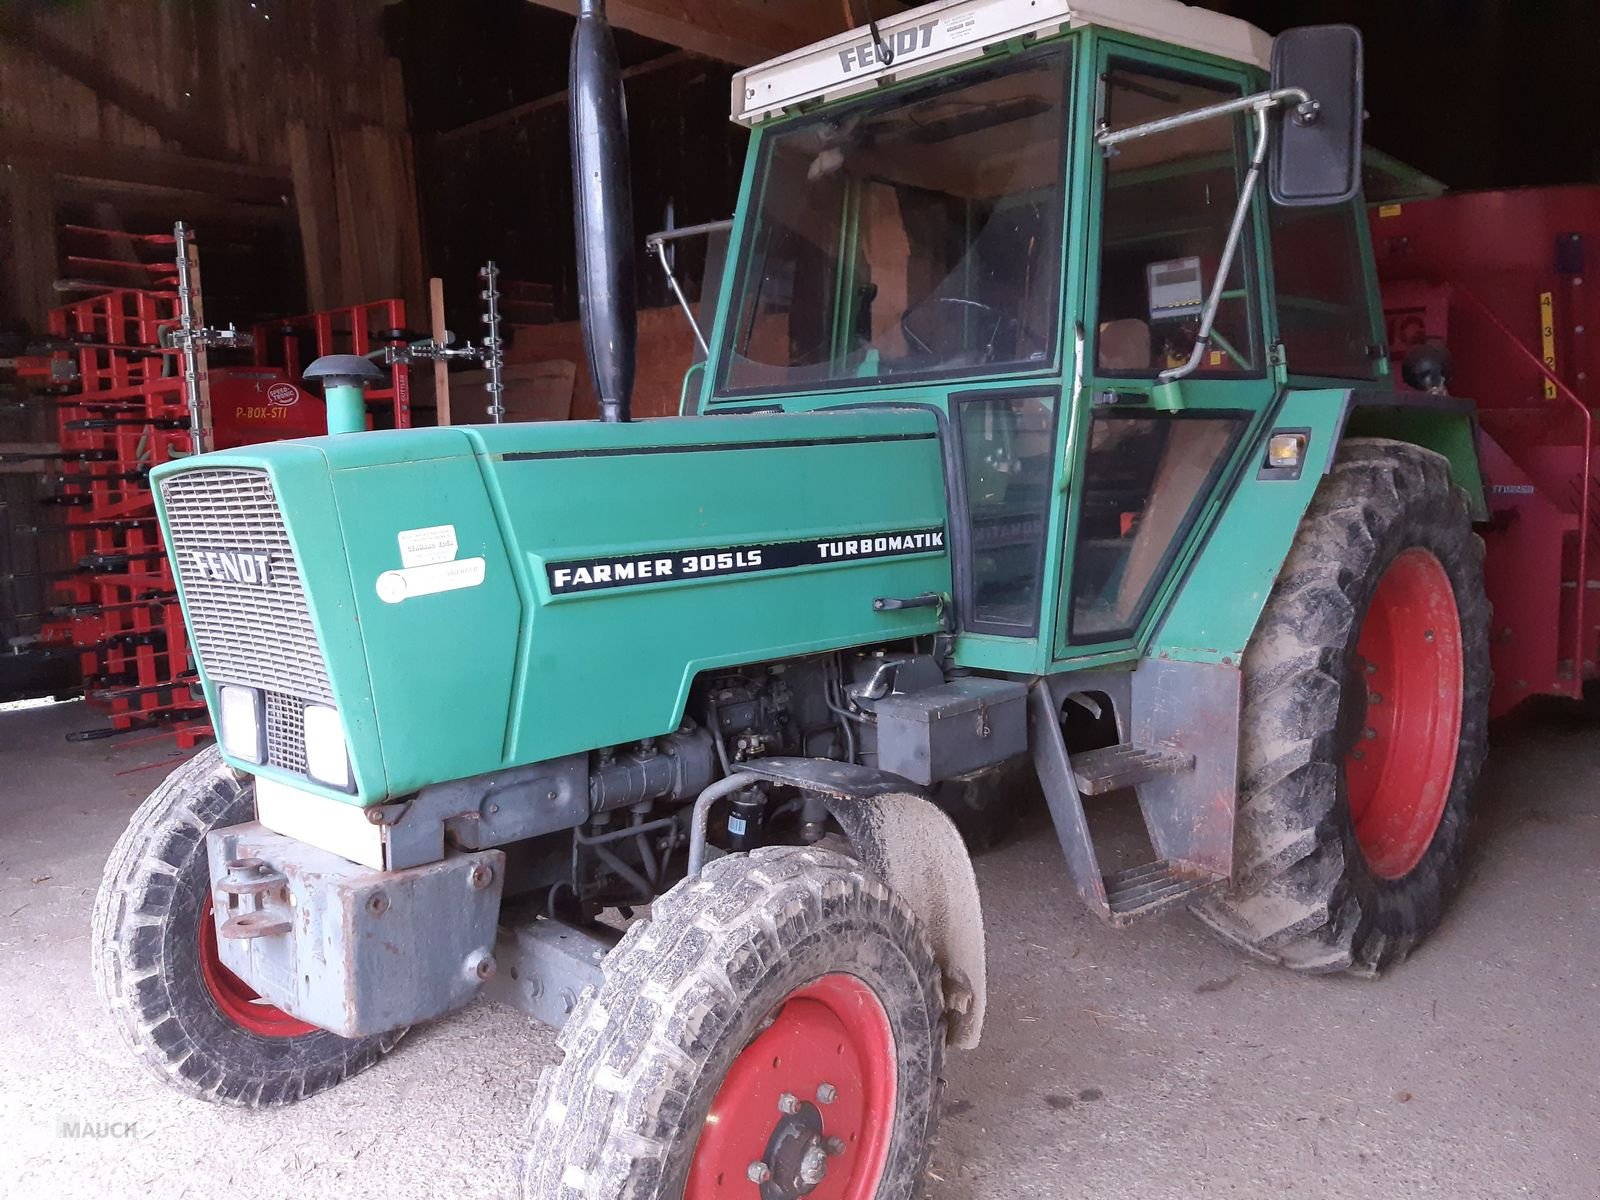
167 221 253 453
363 753 590 870
478 261 506 423
160 324 252 352
482 916 618 1029
385 338 483 365
384 259 508 423
215 856 292 939
686 758 920 876
205 824 504 1038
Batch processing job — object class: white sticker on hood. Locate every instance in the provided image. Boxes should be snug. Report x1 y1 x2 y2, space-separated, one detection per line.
376 557 486 604
397 524 458 568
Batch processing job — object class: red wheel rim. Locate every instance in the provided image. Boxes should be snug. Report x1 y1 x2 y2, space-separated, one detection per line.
198 894 318 1037
1344 548 1464 879
686 974 896 1199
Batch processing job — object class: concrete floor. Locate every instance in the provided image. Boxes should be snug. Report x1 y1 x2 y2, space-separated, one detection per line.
2 699 1596 1199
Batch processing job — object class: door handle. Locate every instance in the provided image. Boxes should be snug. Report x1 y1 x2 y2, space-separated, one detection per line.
872 592 943 613
1093 389 1146 407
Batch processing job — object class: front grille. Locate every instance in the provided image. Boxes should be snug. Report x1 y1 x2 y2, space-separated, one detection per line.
264 691 309 775
160 468 333 774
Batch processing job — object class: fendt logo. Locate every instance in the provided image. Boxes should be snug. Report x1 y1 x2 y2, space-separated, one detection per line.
837 20 937 72
187 548 276 587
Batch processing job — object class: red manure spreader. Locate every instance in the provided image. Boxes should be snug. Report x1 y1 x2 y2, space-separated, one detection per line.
1374 186 1600 715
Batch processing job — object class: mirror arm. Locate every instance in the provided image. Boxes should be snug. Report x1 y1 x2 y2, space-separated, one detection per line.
644 219 732 358
1090 87 1314 384
648 241 710 356
1097 87 1310 150
1157 102 1275 384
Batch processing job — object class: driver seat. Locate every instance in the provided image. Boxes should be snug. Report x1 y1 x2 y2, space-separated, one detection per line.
1097 319 1152 371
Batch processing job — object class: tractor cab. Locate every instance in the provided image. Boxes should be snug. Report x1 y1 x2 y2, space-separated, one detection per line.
672 0 1377 681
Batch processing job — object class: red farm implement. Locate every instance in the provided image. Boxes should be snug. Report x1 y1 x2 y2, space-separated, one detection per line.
36 267 411 744
224 298 413 446
1373 186 1600 716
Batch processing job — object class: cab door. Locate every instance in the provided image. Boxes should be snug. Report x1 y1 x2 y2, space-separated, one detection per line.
1053 43 1281 661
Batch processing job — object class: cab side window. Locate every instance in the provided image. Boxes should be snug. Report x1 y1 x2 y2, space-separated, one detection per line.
957 389 1058 633
1094 64 1258 377
1269 202 1380 379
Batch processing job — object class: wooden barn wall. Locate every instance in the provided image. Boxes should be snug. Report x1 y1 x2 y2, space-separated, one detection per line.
0 0 424 325
0 0 426 660
0 372 68 658
390 0 748 363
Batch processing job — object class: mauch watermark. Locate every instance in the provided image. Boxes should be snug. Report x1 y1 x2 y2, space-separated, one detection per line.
57 1117 139 1139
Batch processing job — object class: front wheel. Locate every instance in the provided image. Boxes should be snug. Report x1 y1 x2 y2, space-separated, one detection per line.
1193 439 1491 975
522 846 945 1199
92 747 403 1105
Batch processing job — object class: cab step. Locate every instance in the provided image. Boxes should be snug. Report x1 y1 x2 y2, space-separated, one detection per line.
1103 860 1222 921
1068 743 1196 796
1029 678 1232 927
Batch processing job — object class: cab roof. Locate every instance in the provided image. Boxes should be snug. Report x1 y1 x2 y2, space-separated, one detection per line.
732 0 1273 126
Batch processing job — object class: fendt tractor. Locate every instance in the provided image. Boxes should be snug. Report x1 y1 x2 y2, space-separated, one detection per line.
93 1 1492 1196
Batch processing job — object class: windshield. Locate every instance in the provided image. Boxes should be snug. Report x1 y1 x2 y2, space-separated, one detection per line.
716 44 1072 395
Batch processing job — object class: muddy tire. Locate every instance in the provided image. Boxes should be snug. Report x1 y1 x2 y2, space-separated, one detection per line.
1192 439 1490 975
932 755 1033 853
92 747 403 1105
522 845 945 1200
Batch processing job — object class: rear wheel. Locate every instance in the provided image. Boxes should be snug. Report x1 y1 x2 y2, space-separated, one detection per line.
522 845 945 1199
1193 439 1491 975
92 747 403 1104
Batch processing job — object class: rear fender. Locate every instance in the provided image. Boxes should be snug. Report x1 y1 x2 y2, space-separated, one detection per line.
1341 394 1486 518
1153 387 1483 665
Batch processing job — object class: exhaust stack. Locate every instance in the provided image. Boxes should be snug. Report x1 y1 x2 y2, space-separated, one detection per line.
569 0 637 423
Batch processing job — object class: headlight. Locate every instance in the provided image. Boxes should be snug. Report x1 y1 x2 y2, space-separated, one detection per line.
216 685 264 764
303 704 352 791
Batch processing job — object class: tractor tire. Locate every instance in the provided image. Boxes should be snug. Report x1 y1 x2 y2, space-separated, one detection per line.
92 746 404 1105
522 845 945 1200
932 754 1033 853
1192 438 1490 976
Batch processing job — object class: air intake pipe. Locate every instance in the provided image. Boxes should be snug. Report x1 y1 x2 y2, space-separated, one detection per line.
569 0 637 423
303 355 382 435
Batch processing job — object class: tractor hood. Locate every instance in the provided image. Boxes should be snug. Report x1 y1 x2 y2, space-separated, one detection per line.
151 410 952 805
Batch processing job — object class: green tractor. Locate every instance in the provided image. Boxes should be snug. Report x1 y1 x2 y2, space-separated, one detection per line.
93 0 1490 1195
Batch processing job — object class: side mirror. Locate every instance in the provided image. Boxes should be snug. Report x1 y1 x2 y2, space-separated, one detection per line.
1269 25 1364 207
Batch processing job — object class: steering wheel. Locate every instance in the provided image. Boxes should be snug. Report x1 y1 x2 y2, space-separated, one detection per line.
901 297 1012 361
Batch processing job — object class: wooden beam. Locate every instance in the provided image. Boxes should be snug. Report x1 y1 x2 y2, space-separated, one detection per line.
435 50 694 144
184 236 215 455
348 124 425 319
0 130 289 206
0 10 237 162
527 0 848 66
0 442 59 474
430 278 451 426
287 124 342 312
50 176 295 228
